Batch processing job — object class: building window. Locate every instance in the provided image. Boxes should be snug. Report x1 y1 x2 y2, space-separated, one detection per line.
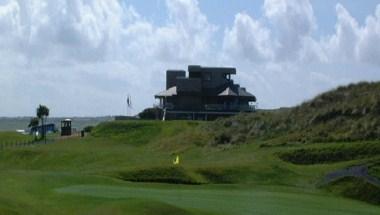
204 72 211 81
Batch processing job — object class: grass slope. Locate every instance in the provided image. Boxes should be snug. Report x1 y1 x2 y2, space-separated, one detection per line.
324 177 380 205
0 119 379 214
0 82 380 214
209 81 380 146
0 132 34 146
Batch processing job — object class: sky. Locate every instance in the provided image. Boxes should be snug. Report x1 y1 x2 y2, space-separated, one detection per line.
0 0 380 117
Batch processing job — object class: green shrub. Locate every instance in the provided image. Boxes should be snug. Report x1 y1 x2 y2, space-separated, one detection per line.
138 108 162 120
278 142 380 165
213 132 231 145
197 168 235 183
83 126 94 133
324 177 380 205
118 167 200 184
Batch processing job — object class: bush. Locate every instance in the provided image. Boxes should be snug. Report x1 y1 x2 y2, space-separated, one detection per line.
83 126 94 133
324 177 380 205
138 107 163 120
214 132 231 145
278 142 380 165
118 167 200 184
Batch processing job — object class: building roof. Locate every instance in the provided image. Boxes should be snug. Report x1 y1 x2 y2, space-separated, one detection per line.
218 87 238 96
238 88 255 97
188 65 236 74
217 86 256 101
155 86 177 98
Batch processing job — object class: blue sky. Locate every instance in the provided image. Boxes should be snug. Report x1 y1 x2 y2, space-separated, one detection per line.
0 0 380 116
126 0 379 34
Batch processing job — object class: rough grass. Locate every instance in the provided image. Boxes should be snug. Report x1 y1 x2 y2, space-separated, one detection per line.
0 118 380 214
0 132 34 146
118 167 201 184
196 167 251 184
369 160 380 178
278 142 380 165
209 81 380 146
324 177 380 205
91 121 162 145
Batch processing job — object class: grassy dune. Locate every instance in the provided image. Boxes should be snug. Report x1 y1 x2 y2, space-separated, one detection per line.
0 119 379 214
1 82 380 214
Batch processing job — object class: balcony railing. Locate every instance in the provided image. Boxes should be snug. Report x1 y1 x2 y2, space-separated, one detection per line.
155 103 255 112
204 104 255 112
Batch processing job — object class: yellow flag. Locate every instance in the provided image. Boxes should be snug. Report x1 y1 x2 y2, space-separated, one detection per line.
173 155 180 165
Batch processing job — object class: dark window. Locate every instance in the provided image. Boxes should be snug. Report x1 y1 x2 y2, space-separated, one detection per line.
204 72 211 81
189 72 201 78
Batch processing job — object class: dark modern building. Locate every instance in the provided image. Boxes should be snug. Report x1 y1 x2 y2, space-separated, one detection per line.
155 65 256 120
30 123 56 134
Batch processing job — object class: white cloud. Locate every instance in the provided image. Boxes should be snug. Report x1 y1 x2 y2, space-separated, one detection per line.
319 3 380 67
263 0 316 60
0 0 217 116
357 5 380 66
0 0 21 36
223 0 325 63
0 0 380 116
223 13 273 62
221 0 380 109
153 0 217 62
322 4 360 63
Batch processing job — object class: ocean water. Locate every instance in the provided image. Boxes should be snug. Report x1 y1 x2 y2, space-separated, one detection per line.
0 116 114 131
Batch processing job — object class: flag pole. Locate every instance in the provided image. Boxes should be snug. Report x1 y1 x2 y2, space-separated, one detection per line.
127 95 129 117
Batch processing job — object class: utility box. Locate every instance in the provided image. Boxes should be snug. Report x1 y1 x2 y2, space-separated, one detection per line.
61 119 72 136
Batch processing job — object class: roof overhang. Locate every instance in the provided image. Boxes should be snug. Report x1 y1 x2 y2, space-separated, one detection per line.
155 86 177 98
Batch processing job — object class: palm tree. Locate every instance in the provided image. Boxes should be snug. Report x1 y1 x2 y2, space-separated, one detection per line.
37 105 49 143
28 117 39 128
28 117 39 140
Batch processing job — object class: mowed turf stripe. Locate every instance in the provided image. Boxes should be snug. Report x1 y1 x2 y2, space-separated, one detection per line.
56 184 380 215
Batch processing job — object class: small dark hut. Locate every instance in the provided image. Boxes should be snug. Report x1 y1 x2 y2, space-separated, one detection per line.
61 119 72 136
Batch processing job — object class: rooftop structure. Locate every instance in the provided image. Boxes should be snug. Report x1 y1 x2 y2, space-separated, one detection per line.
155 65 256 120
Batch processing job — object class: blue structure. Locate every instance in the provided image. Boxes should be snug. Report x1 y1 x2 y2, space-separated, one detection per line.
30 123 56 134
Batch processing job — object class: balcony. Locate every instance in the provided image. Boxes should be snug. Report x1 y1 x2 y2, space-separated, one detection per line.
154 103 174 110
204 104 255 112
156 103 255 112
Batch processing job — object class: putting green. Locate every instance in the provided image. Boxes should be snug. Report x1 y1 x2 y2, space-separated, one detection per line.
56 184 380 215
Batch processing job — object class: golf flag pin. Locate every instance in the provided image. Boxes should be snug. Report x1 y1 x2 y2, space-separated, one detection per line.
173 155 180 165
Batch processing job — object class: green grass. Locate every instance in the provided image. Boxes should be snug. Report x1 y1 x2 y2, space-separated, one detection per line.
56 184 380 215
278 141 380 164
208 81 380 146
118 167 201 184
324 177 380 205
0 120 379 214
0 131 34 146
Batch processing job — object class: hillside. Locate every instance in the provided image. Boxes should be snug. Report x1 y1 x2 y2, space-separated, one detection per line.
204 81 380 206
0 120 379 214
0 81 379 214
209 81 380 146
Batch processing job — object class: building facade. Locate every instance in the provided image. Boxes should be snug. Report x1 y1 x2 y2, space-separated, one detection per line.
30 123 56 134
155 65 256 120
